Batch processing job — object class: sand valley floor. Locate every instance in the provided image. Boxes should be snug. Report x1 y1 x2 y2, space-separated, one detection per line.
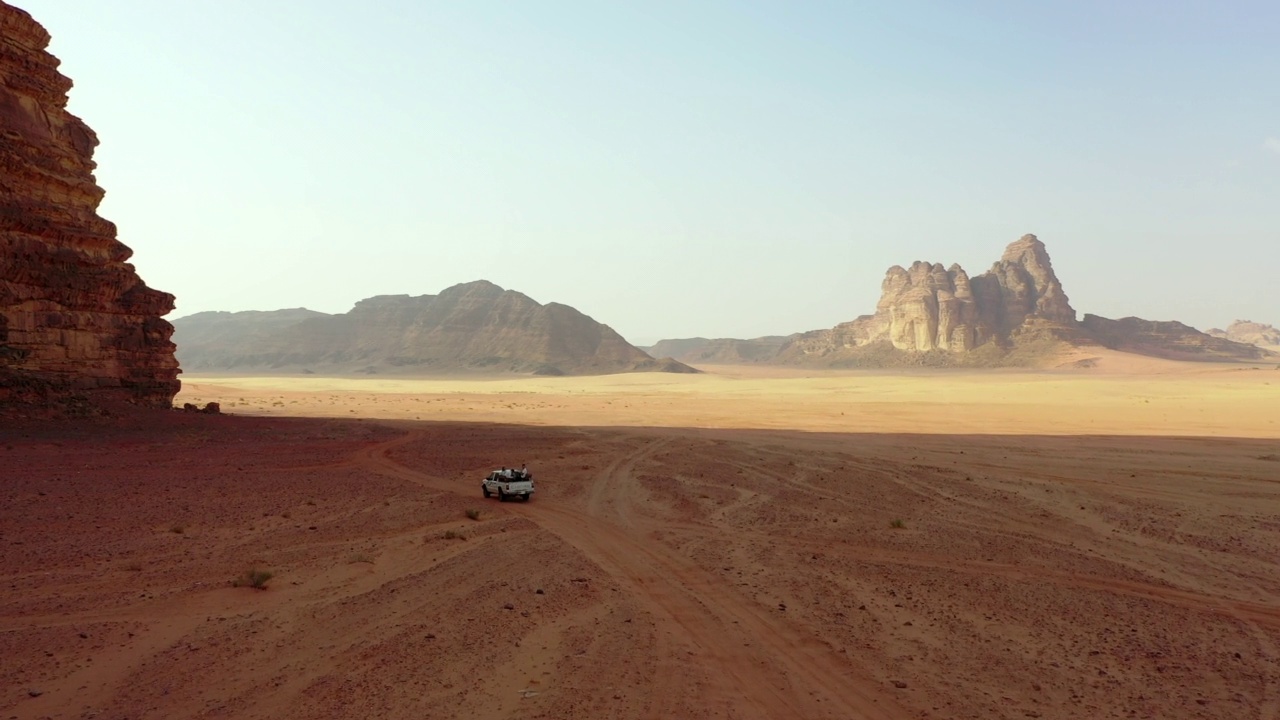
3 360 1279 719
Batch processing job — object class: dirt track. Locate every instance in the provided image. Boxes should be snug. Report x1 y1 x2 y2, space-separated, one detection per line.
4 411 1279 719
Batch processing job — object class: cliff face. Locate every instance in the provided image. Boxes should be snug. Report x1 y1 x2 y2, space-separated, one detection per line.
0 3 179 411
867 234 1077 352
658 234 1267 368
1207 320 1280 351
874 261 986 352
780 234 1084 364
173 281 696 376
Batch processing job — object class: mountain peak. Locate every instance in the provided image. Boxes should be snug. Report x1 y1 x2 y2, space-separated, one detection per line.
440 279 506 295
173 282 695 376
999 233 1047 264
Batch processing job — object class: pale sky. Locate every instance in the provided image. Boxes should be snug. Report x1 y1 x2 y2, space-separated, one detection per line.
20 0 1280 345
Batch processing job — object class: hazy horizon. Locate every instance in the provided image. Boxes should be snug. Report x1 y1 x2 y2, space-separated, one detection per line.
20 0 1279 343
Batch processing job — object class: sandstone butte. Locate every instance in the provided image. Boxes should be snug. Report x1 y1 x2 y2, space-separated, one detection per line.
818 233 1080 354
0 2 179 413
656 234 1272 367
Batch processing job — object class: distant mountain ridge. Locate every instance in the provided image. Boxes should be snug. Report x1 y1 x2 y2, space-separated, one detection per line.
645 336 796 364
174 280 695 376
653 235 1273 368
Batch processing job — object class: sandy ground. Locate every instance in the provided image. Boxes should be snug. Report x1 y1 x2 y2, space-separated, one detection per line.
176 353 1280 437
3 360 1280 719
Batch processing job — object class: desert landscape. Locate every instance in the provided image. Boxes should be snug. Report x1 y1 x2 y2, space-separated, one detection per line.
4 360 1280 719
5 1 1280 718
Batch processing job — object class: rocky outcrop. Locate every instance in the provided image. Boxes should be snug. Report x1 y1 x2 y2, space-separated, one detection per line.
651 234 1269 368
0 3 179 412
778 234 1086 365
646 336 795 365
173 281 696 376
1206 320 1280 351
866 234 1077 352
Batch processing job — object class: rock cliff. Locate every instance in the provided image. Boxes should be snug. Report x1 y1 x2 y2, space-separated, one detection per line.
864 234 1077 352
0 3 179 412
651 234 1269 368
1206 320 1280 351
173 281 696 376
777 234 1088 365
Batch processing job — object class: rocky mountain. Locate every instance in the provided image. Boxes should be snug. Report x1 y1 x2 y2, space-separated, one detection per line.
652 235 1271 368
173 281 695 376
646 336 795 365
790 235 1082 361
169 308 328 369
1081 316 1274 362
769 234 1099 366
0 3 179 413
1206 320 1280 351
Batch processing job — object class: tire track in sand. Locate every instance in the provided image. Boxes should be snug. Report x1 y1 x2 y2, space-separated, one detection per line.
365 431 908 719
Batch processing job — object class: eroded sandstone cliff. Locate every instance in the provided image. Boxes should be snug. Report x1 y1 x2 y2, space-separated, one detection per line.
652 234 1268 368
1206 320 1280 351
0 2 179 411
869 234 1077 352
777 234 1086 365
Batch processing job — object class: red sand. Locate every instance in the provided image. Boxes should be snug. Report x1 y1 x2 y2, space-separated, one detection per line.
3 408 1279 719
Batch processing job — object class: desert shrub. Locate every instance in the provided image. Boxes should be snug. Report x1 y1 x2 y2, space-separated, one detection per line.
889 519 906 529
443 529 463 540
169 524 186 534
349 553 374 564
233 569 274 589
465 508 481 521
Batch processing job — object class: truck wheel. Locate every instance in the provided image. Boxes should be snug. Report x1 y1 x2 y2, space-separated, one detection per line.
498 490 508 502
521 495 530 502
482 487 490 498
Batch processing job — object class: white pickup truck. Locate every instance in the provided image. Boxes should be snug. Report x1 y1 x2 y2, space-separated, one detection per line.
481 470 535 502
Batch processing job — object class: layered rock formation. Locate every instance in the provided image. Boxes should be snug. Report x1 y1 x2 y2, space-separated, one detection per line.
173 280 695 376
777 234 1088 365
862 234 1078 351
1207 320 1280 351
651 234 1270 368
0 3 179 412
